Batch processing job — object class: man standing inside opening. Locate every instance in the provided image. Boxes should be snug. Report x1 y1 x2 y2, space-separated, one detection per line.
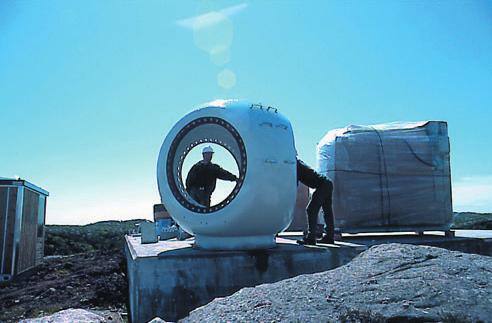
296 158 335 245
185 146 238 207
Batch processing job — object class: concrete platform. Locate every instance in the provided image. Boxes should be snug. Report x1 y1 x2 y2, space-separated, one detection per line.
124 235 366 323
125 230 492 323
342 230 492 256
279 230 492 256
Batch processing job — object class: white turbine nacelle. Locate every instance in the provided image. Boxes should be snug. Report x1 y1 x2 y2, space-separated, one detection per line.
157 99 297 250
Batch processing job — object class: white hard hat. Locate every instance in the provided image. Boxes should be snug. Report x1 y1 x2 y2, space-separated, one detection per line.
202 146 214 154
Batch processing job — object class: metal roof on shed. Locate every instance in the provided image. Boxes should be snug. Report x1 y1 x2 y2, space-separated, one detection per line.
0 178 49 196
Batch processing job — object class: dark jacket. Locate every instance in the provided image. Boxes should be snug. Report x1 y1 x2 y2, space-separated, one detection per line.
297 159 328 189
185 161 237 195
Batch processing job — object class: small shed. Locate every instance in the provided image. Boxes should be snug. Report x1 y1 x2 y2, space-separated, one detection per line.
0 178 49 281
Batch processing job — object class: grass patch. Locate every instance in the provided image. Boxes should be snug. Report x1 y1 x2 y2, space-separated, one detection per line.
45 219 147 256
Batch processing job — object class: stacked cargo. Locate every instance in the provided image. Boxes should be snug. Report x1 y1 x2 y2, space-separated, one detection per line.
317 121 452 233
286 184 310 232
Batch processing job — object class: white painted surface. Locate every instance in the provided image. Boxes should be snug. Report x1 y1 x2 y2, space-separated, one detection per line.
157 100 297 250
126 235 193 259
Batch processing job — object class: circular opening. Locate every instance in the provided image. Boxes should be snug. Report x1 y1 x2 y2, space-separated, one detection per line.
166 116 247 213
181 143 240 207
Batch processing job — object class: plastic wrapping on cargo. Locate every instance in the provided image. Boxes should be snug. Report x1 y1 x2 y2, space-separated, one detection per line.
316 121 452 233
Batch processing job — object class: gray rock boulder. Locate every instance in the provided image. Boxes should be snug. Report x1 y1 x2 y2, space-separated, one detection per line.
147 317 170 323
20 308 106 322
183 243 492 322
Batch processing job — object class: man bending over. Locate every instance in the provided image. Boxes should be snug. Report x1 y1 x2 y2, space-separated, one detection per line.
296 158 335 245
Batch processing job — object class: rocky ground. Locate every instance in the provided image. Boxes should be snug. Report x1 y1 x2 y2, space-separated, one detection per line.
184 243 492 322
0 250 128 323
2 213 491 322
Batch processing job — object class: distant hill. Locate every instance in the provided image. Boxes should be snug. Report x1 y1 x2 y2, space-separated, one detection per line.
452 212 492 230
45 219 148 256
44 212 492 256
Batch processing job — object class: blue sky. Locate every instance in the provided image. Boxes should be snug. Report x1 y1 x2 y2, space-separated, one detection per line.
0 1 491 224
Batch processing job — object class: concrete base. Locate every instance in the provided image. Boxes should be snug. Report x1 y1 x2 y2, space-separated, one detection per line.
194 234 276 250
124 235 365 323
339 230 492 257
125 230 492 323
